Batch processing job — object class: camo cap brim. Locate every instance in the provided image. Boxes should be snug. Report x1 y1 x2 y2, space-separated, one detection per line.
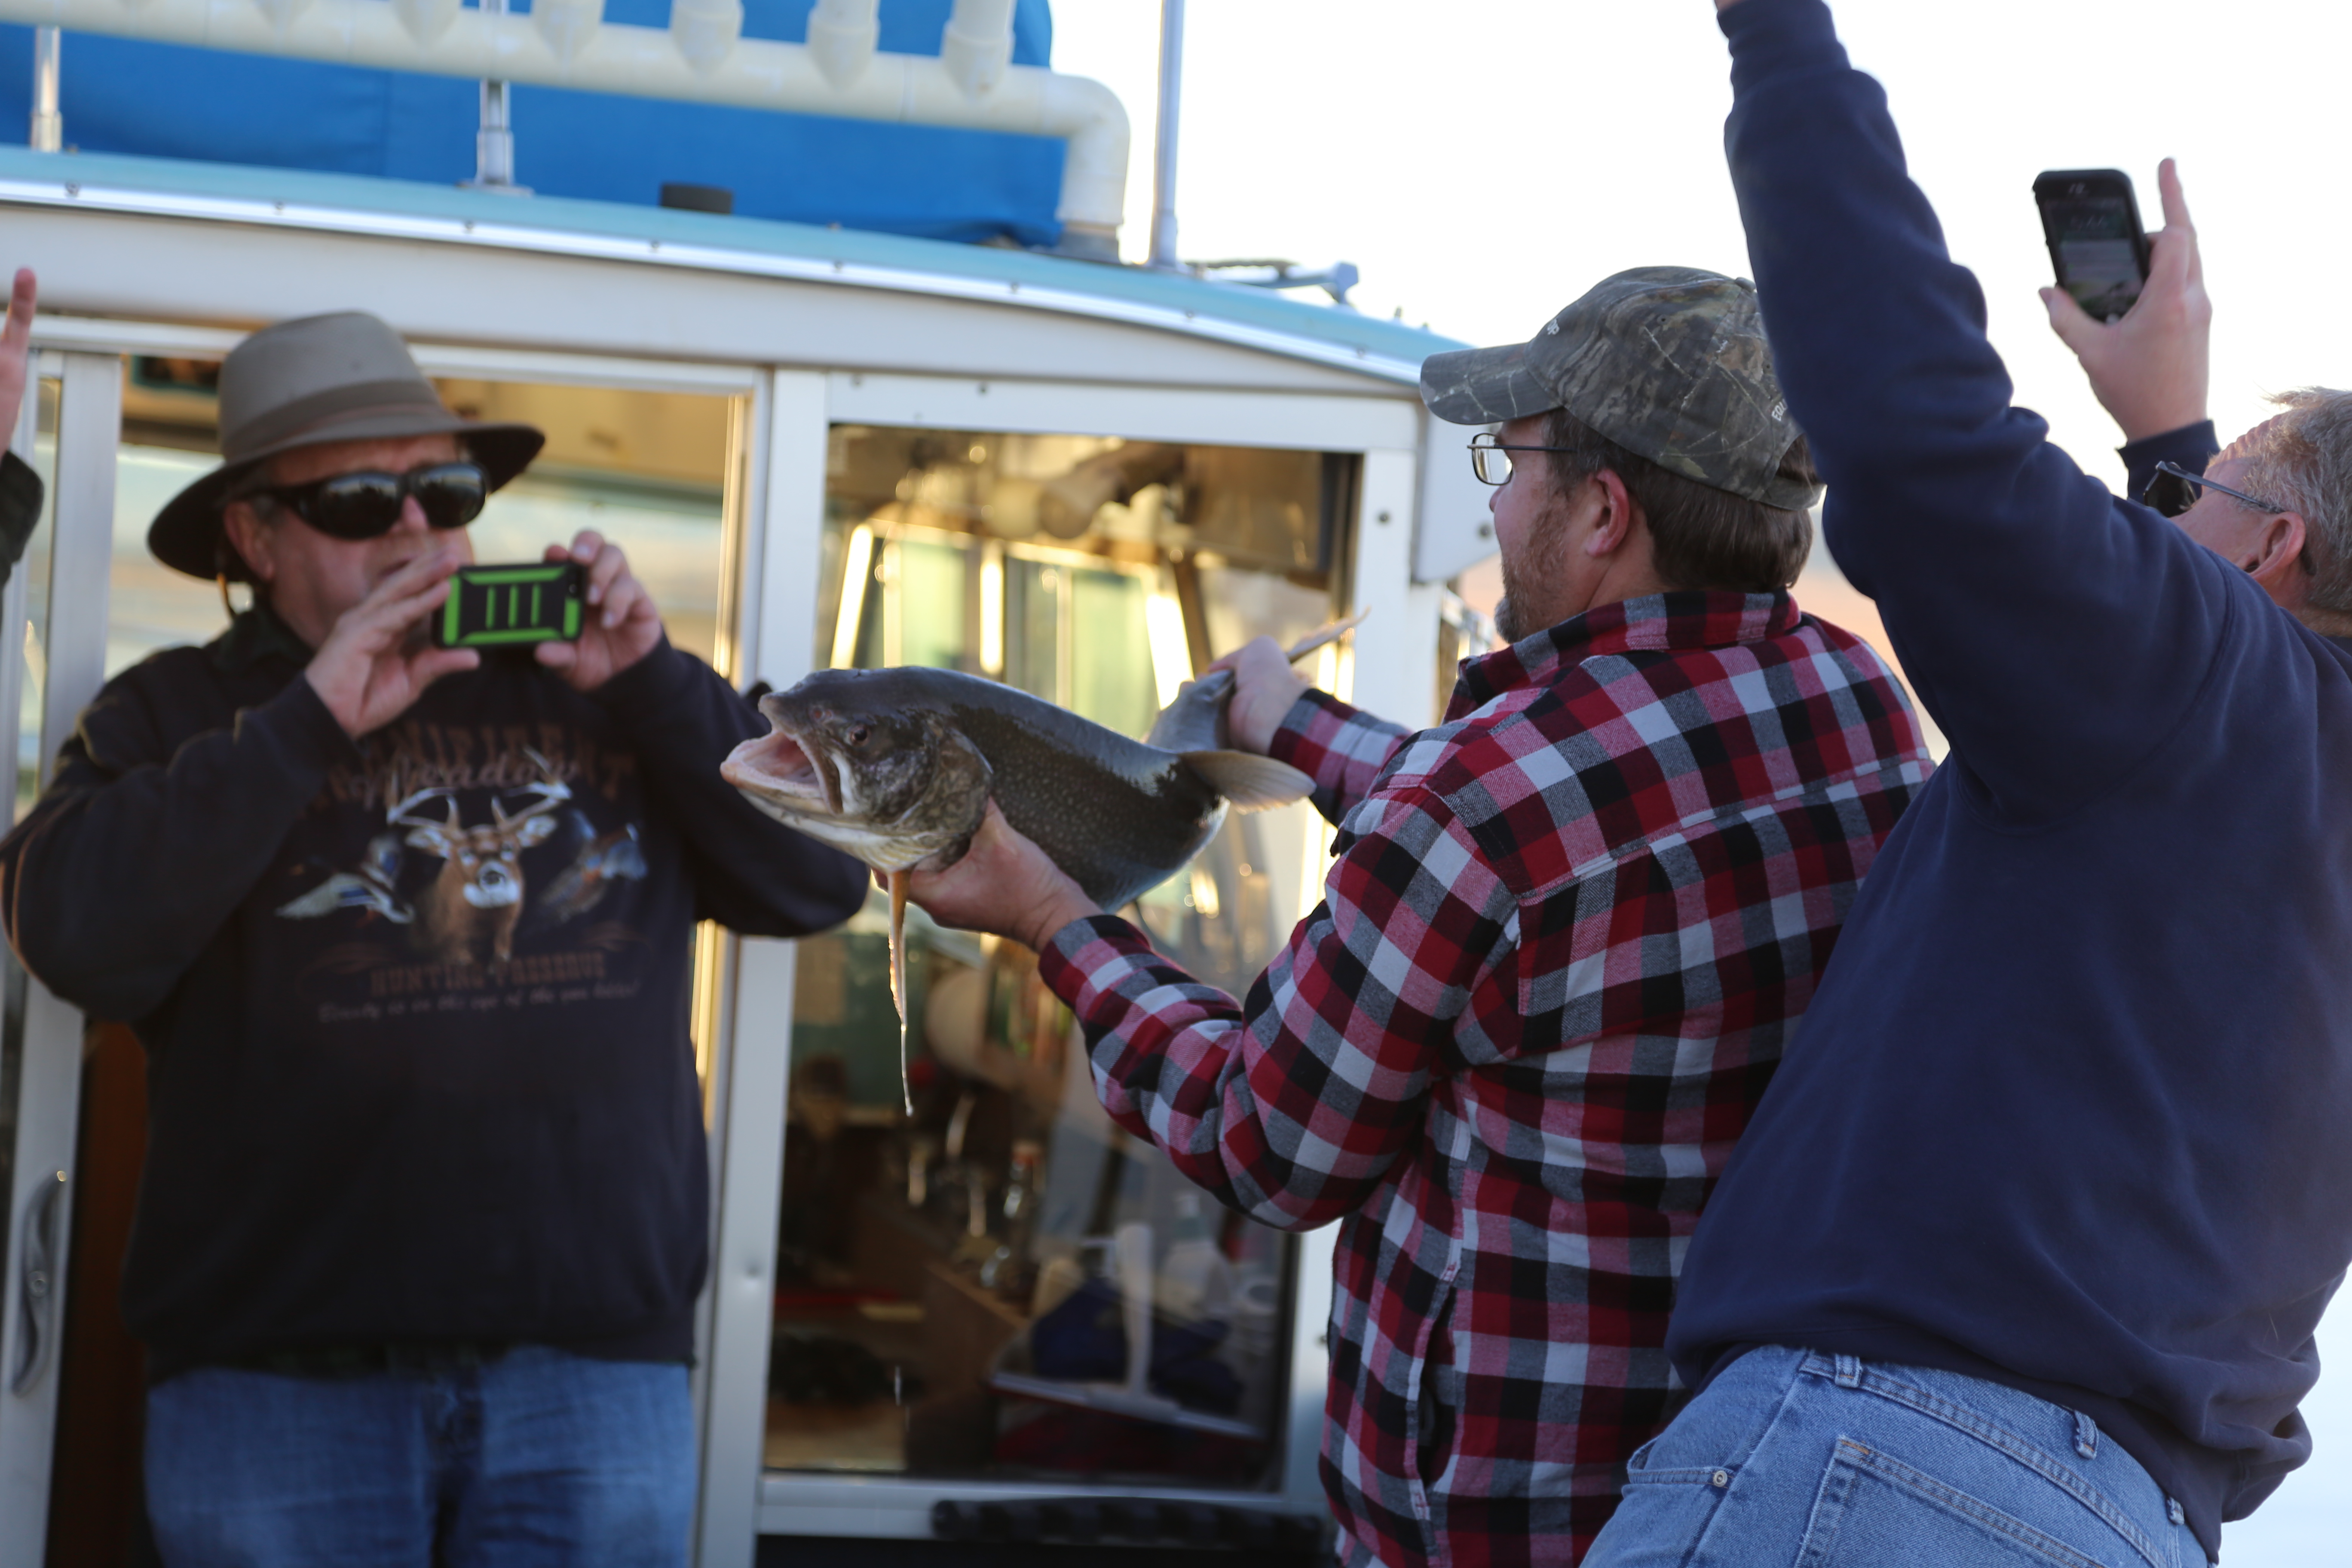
1417 340 1561 427
1420 266 1822 512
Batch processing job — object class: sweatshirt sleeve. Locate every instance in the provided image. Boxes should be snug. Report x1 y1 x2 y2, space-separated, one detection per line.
592 641 870 937
0 450 41 592
1721 0 2236 821
0 665 356 1021
2119 420 2220 509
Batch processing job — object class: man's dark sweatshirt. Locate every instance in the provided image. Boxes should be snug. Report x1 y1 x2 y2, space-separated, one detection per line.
0 608 867 1376
0 449 38 588
1670 2 2352 1558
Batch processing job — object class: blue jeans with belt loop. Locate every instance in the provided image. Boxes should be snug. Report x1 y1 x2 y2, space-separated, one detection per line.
1583 1346 2211 1568
144 1344 694 1568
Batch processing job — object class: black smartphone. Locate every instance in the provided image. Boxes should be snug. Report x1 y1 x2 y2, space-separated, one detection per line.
432 561 587 649
2034 169 2151 324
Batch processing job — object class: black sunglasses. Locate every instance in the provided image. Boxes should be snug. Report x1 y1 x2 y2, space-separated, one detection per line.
241 461 488 540
2139 460 2285 521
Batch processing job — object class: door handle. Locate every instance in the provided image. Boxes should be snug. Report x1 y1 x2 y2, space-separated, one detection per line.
8 1169 65 1397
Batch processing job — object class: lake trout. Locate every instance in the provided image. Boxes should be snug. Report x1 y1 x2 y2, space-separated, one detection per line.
721 617 1360 1107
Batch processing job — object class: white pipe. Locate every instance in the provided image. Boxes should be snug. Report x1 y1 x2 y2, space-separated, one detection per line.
805 0 876 89
1147 0 1182 270
533 0 600 64
939 0 1012 99
470 0 522 190
28 24 60 153
394 0 462 48
0 0 1129 253
669 0 741 74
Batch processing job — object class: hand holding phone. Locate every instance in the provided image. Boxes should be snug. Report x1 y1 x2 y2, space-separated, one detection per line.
308 547 481 738
2037 159 2210 444
530 530 666 694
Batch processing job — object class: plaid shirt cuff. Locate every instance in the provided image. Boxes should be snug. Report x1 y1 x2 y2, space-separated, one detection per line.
1269 689 1411 824
1037 912 1158 1004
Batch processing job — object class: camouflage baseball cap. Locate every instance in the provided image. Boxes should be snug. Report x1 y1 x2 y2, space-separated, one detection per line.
1419 266 1820 511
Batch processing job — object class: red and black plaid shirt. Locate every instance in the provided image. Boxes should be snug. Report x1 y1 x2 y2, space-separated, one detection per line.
1038 592 1930 1567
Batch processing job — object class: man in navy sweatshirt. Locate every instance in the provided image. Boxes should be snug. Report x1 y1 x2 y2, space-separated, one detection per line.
1584 2 2352 1565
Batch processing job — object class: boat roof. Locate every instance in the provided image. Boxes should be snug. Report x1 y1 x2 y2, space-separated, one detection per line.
0 145 1468 387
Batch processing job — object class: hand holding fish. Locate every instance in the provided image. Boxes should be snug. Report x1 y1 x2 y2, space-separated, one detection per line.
1207 636 1314 756
904 799 1100 952
533 529 664 691
304 544 481 737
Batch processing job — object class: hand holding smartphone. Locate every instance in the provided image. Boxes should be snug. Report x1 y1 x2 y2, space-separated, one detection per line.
2034 169 2152 324
2035 159 2210 444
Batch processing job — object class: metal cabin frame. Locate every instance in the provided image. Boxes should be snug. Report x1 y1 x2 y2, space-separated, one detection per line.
0 143 1493 1566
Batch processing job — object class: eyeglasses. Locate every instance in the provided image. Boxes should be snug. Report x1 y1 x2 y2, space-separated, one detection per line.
241 462 488 539
2140 460 2285 521
1469 433 1577 487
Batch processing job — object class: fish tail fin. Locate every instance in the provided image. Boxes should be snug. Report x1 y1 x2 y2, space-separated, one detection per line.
1182 751 1315 812
889 870 912 1115
1283 609 1368 665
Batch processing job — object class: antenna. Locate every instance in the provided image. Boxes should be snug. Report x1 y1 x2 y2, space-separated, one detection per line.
1147 0 1184 270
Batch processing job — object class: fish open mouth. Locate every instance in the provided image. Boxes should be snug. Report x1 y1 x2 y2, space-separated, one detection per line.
720 726 838 814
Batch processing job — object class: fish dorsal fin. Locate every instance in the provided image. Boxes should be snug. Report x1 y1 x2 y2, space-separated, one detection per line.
1144 668 1234 754
1182 750 1314 812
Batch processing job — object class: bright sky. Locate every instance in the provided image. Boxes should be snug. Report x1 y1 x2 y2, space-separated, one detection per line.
1054 0 2352 498
1048 3 2352 1560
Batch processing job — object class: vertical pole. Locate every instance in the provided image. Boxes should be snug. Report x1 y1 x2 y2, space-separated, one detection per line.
466 0 528 193
28 26 61 154
1146 0 1184 270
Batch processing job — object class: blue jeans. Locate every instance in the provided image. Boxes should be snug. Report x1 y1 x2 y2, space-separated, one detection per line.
1585 1347 2211 1568
144 1345 694 1568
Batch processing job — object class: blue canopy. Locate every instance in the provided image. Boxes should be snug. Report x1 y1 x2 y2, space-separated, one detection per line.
0 0 1067 246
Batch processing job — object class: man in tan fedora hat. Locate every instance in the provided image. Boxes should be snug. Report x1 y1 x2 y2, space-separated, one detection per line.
0 310 867 1564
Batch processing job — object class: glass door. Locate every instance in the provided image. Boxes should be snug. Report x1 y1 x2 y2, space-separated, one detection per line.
750 413 1356 1532
0 349 117 1565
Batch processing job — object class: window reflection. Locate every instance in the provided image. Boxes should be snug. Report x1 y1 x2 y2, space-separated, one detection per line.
106 368 740 677
767 426 1355 1490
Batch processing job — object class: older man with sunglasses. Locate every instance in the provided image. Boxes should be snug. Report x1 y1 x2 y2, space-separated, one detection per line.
0 312 868 1565
2042 159 2352 640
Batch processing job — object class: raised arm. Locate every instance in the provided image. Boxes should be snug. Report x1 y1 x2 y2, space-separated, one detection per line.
0 269 37 591
1718 0 2235 820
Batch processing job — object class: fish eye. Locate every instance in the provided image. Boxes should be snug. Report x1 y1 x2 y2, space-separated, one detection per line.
845 724 872 747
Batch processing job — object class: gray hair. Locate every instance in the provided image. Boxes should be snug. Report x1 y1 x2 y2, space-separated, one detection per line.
2235 388 2352 616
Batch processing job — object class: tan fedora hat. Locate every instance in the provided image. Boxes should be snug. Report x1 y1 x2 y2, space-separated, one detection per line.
149 310 545 582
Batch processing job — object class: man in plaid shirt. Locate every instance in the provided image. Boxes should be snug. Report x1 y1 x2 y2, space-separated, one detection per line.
913 269 1932 1566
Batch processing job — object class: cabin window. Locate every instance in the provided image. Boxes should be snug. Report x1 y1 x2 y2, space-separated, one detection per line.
110 365 741 675
760 425 1358 1490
